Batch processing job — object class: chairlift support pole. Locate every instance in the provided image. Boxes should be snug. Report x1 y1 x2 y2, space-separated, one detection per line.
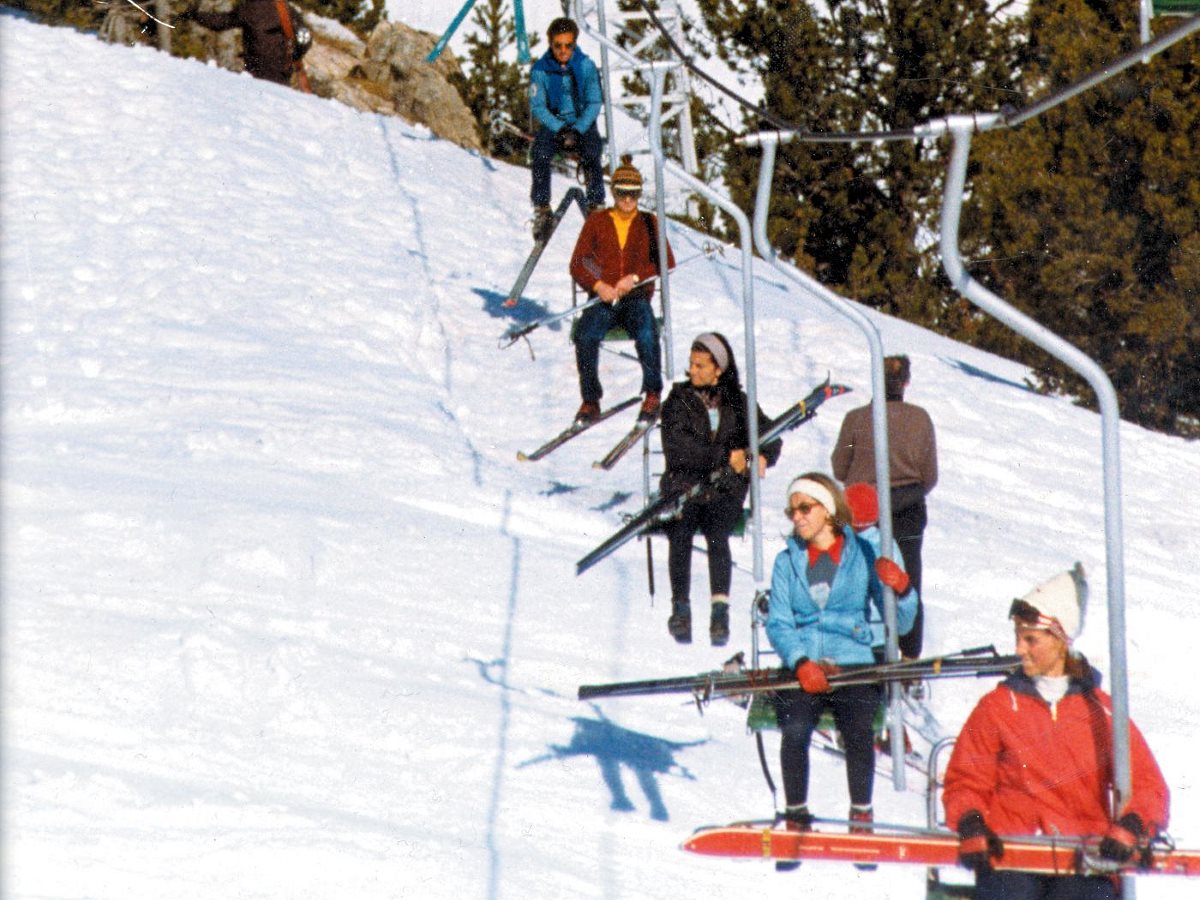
744 133 906 792
428 0 532 65
932 115 1133 897
649 76 763 582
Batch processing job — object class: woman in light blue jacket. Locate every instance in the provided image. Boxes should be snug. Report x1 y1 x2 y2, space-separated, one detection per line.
766 472 911 849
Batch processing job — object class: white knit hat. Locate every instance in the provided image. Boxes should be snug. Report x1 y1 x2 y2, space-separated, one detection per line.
1011 563 1088 644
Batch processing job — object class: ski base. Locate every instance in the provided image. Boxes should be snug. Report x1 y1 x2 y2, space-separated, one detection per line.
517 396 641 462
682 823 1200 877
593 413 658 470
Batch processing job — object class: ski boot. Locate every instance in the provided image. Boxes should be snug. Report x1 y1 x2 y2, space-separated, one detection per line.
709 596 730 646
667 597 691 644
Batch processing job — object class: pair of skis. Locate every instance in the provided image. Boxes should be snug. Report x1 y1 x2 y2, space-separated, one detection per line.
681 821 1200 877
516 396 655 469
574 379 852 576
576 645 1020 703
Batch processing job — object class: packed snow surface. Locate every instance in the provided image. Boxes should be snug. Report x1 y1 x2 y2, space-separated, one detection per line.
3 13 1198 899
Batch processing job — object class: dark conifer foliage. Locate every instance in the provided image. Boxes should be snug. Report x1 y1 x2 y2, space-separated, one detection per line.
455 0 535 165
964 1 1200 434
695 0 1024 329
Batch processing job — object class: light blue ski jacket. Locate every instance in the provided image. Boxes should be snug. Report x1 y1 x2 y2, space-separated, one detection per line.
767 525 914 669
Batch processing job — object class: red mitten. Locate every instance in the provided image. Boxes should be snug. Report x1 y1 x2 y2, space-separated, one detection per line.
795 658 831 693
875 557 910 595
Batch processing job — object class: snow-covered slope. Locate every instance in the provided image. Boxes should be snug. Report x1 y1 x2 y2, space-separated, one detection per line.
3 14 1198 899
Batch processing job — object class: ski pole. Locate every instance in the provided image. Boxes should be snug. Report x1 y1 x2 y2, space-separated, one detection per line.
498 242 721 349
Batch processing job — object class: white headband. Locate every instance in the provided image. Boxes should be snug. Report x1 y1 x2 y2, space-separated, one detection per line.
786 478 838 518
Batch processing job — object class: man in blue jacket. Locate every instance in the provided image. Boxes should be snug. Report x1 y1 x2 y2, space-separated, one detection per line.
529 17 606 241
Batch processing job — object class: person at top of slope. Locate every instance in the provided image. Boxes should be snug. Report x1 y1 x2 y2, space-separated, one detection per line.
180 0 311 88
765 472 913 869
528 16 605 240
657 333 779 647
568 156 674 428
942 567 1169 899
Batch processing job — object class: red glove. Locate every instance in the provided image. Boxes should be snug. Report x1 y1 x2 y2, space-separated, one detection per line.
795 658 832 693
875 557 910 595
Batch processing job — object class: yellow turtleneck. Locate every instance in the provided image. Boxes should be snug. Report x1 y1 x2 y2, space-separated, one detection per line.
609 207 638 249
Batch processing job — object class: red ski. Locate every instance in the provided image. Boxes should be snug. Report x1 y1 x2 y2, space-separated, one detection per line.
682 823 1200 877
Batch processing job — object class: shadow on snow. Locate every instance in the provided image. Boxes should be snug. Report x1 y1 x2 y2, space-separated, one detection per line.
518 708 705 822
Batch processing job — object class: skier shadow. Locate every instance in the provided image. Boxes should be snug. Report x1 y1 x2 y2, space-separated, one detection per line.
473 287 564 329
518 705 704 822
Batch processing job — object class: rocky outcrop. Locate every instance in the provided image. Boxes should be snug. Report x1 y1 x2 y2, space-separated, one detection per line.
304 17 481 151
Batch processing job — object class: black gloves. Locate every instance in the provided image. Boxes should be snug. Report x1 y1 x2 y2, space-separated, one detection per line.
1099 812 1146 863
957 810 1004 873
555 127 582 152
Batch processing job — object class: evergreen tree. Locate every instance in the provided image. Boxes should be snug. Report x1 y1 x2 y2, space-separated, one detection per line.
695 0 1023 328
456 0 536 164
963 0 1200 434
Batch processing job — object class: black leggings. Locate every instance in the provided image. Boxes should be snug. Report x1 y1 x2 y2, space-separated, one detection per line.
662 490 743 601
974 871 1117 900
774 684 881 807
892 484 927 658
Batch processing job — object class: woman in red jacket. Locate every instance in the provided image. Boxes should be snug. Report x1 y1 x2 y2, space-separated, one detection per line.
942 568 1169 899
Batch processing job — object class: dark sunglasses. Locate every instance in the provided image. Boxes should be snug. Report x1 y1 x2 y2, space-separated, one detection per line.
552 40 575 50
1008 598 1044 625
614 188 642 199
784 502 818 517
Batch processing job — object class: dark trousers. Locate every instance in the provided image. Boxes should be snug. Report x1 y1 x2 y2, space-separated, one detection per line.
662 489 743 601
892 483 927 658
774 684 880 808
531 123 606 208
974 871 1118 900
574 295 662 403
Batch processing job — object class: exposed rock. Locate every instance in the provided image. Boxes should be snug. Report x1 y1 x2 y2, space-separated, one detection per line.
355 21 481 151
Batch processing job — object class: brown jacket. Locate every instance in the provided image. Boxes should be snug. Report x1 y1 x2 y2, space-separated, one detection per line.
569 209 675 300
831 400 937 492
191 0 299 85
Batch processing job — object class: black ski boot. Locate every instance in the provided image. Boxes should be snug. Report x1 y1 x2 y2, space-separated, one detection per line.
775 805 811 872
709 597 730 646
667 598 692 644
532 205 553 242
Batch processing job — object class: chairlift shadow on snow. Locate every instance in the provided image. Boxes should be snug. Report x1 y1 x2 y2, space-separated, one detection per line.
473 287 563 328
940 355 1035 393
517 707 705 822
592 490 634 513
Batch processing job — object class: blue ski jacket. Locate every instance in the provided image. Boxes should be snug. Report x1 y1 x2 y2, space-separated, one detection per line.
767 525 914 668
530 47 602 134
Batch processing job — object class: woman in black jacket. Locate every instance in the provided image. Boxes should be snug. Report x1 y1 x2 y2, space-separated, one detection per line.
659 333 781 645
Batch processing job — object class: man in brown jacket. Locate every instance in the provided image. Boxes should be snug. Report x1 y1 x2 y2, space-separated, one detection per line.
181 0 306 86
831 355 937 657
568 156 674 425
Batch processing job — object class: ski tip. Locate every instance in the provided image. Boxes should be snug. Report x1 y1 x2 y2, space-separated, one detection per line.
516 451 530 462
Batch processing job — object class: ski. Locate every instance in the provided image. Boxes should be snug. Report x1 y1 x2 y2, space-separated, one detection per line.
577 646 1019 702
503 187 589 309
593 412 658 470
516 396 641 462
681 822 1200 877
575 378 852 575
